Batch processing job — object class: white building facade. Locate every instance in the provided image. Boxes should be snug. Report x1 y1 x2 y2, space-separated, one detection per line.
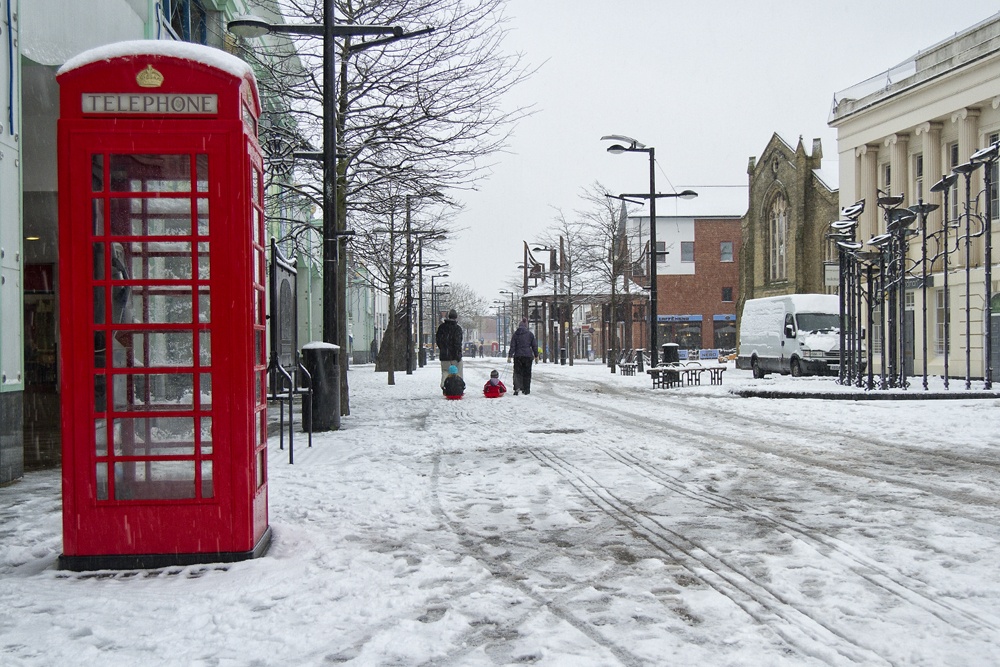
5 0 261 483
830 12 1000 383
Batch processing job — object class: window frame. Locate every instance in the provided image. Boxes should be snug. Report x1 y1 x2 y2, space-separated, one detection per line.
720 241 734 263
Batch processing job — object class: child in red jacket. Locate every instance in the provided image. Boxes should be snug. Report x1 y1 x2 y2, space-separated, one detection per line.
483 369 507 398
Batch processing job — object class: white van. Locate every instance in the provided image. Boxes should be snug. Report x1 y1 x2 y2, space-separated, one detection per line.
736 294 844 378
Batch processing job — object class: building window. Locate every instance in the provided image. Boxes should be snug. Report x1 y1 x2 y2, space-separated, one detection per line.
721 287 733 302
720 241 733 262
654 240 667 263
768 194 788 282
164 0 209 44
714 322 736 350
935 288 949 355
914 154 924 202
882 163 892 195
681 242 694 263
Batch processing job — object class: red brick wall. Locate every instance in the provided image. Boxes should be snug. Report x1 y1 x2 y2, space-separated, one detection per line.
658 218 741 348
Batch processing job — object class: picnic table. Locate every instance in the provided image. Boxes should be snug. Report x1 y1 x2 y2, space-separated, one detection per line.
647 363 725 388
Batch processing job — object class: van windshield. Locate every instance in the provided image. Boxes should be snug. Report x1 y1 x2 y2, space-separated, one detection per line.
796 313 839 333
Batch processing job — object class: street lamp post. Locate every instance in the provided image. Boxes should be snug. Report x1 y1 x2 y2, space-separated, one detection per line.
429 274 448 360
417 259 446 367
532 246 557 363
602 135 696 367
500 290 517 319
229 12 404 349
492 300 509 353
405 196 414 374
970 142 1000 388
228 11 433 412
417 258 447 368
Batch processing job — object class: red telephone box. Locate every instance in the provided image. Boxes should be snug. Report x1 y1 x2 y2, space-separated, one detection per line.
56 42 269 570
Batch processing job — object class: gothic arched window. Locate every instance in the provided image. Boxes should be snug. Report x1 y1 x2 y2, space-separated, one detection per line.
768 194 788 282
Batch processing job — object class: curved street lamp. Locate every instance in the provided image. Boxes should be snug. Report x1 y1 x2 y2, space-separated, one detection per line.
228 12 406 351
602 134 697 366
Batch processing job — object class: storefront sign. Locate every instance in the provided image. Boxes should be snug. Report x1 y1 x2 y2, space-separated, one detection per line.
81 93 218 115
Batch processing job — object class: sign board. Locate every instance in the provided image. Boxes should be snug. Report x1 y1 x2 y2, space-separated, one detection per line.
824 262 839 288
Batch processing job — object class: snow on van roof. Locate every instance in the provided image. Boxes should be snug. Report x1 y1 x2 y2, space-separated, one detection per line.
58 40 256 84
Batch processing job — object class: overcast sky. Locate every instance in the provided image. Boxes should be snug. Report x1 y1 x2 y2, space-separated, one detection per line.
439 1 1000 304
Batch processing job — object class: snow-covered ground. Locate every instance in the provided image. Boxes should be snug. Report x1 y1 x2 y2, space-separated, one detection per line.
2 360 1000 666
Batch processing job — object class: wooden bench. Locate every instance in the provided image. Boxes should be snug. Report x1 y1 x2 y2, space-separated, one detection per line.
619 363 637 376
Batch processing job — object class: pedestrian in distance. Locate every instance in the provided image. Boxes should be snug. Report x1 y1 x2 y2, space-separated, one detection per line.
442 364 466 399
436 308 463 389
483 369 507 398
507 318 539 395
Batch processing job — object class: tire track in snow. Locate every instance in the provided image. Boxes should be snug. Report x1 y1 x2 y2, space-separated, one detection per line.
427 452 646 667
543 379 1000 511
555 373 1000 477
530 446 893 666
601 446 1000 635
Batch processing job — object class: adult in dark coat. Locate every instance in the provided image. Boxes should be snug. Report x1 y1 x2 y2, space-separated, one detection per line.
436 308 464 388
507 318 539 395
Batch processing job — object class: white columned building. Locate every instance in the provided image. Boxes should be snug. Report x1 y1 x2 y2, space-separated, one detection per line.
830 12 1000 383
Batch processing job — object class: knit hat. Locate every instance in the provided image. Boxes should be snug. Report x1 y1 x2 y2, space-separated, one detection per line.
520 318 528 326
448 309 458 320
490 369 499 378
448 365 458 374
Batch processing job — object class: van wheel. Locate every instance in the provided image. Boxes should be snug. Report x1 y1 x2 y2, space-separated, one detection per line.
751 358 764 379
790 358 802 377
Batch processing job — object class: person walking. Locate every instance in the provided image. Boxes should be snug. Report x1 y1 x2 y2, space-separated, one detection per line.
436 308 464 388
507 318 539 395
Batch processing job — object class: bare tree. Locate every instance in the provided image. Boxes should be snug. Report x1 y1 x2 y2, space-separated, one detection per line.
350 205 407 385
536 211 585 366
446 282 489 325
233 0 535 412
350 194 450 383
575 181 638 371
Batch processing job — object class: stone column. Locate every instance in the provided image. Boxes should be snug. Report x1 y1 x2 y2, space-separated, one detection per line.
953 108 982 267
885 134 909 202
857 144 879 241
915 122 942 234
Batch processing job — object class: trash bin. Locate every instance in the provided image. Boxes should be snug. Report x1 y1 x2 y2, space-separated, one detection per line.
560 347 567 365
661 343 680 365
301 342 340 432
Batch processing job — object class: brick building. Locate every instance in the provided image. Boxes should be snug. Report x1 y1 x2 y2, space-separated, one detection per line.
628 204 744 353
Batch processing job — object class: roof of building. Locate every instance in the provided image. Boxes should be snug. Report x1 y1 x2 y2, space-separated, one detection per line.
830 12 1000 123
623 186 748 219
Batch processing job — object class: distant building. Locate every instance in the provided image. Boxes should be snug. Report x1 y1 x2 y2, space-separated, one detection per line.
628 201 744 353
829 12 1000 381
740 134 839 321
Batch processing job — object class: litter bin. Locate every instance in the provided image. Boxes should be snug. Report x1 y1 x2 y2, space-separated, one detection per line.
301 342 340 432
661 343 680 365
560 347 567 365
